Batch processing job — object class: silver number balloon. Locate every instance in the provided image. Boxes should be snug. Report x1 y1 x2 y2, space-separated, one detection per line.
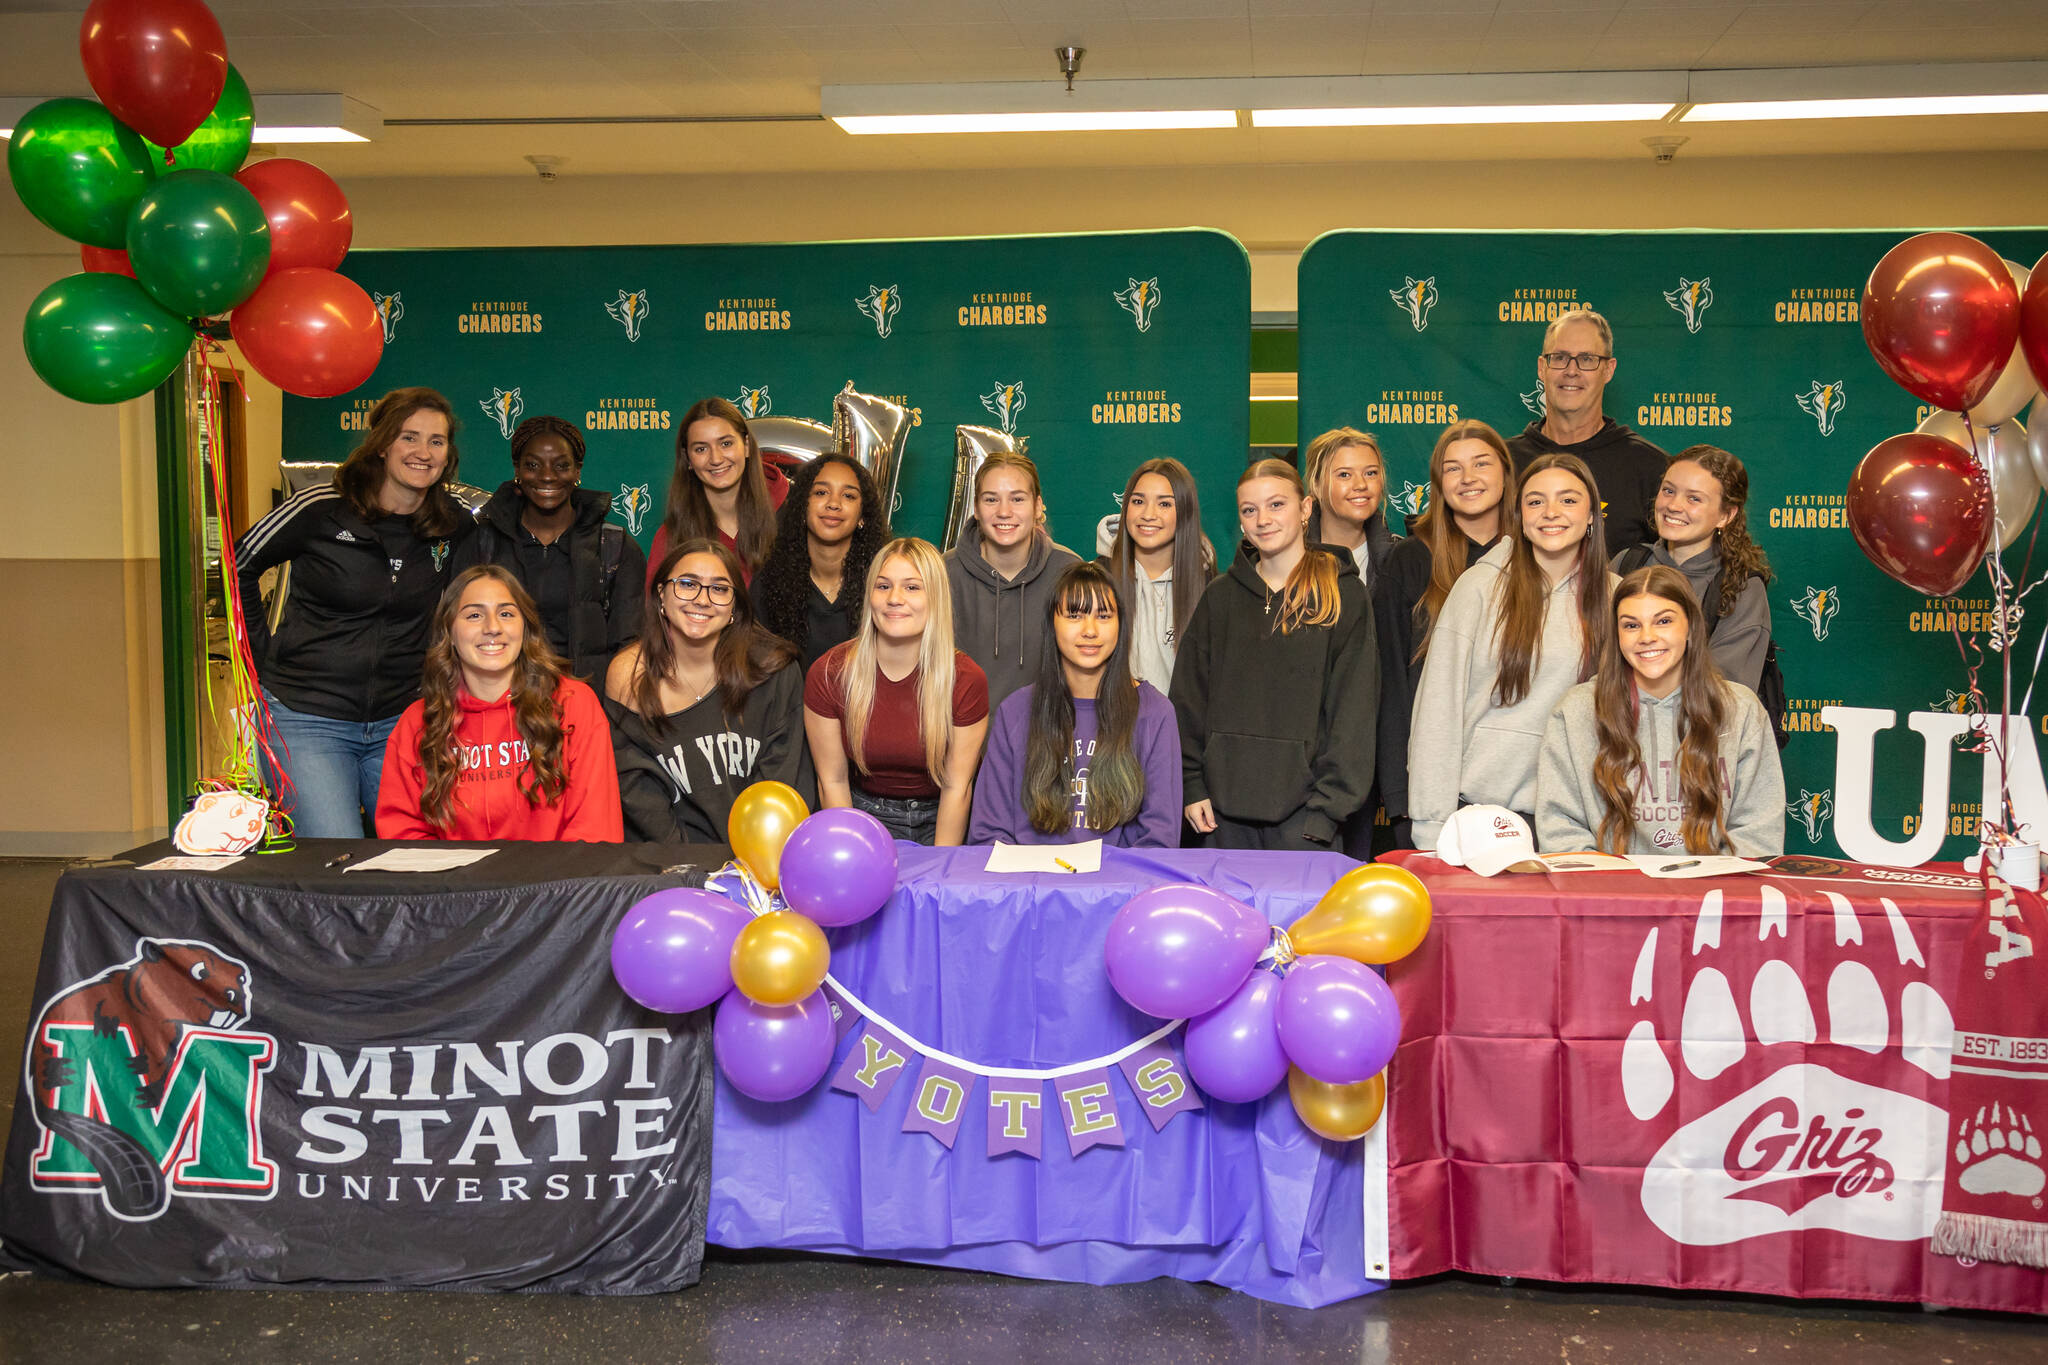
750 416 834 486
945 424 1027 551
832 383 910 519
1918 408 2041 551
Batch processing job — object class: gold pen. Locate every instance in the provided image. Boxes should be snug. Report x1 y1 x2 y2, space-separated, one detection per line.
1054 856 1078 873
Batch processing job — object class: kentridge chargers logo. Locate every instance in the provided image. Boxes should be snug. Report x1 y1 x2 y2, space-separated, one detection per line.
1114 277 1160 332
1390 276 1438 330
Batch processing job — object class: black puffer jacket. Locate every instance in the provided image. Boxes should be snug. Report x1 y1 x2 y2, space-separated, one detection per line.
462 483 646 683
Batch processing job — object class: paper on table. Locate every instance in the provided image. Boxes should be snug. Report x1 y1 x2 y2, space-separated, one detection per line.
138 854 245 871
983 840 1102 874
1530 851 1635 873
344 847 497 873
1628 854 1772 879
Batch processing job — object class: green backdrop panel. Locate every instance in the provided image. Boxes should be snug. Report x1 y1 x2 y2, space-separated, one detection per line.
1299 227 2048 863
280 229 1249 561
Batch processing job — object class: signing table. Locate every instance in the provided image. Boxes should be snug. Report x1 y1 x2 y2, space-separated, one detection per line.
1382 852 2048 1315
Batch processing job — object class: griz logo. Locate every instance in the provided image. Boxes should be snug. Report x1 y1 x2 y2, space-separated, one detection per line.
1521 385 1547 418
1114 277 1161 332
28 939 275 1221
734 385 771 419
856 285 902 339
372 291 404 343
1788 789 1834 844
980 380 1027 436
1791 586 1840 642
1796 380 1846 436
1390 276 1439 331
615 483 652 537
1665 276 1714 333
606 289 649 341
481 387 524 440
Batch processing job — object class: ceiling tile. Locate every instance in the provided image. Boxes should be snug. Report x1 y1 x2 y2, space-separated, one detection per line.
1721 2 1874 35
1601 5 1738 34
1485 9 1620 36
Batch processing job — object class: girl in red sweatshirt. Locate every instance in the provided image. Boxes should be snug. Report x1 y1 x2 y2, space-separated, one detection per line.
376 565 623 841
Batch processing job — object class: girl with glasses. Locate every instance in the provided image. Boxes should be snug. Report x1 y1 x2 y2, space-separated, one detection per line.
647 397 788 590
969 562 1181 848
806 538 990 846
605 539 812 843
375 565 622 841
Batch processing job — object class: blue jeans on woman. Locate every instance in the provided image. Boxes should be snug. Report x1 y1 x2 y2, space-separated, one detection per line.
260 690 401 839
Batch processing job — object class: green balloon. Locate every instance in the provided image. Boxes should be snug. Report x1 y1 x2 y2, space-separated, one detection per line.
23 272 193 405
6 98 156 248
126 169 272 318
145 65 254 176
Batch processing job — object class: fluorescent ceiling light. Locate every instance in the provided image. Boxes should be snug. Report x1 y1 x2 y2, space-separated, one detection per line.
1684 93 2048 122
833 110 1236 134
1256 103 1671 127
0 91 380 142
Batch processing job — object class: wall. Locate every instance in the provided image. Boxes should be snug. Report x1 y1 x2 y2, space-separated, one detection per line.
8 146 2048 853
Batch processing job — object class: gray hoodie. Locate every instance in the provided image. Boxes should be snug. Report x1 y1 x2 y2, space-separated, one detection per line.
1407 538 1617 848
1535 678 1786 856
1631 540 1773 693
944 523 1082 707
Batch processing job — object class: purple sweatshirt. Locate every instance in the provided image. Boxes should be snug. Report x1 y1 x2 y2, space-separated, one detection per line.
968 682 1182 848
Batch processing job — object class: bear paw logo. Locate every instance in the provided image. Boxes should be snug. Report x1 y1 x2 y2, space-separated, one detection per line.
1953 1104 2046 1198
1621 886 1954 1245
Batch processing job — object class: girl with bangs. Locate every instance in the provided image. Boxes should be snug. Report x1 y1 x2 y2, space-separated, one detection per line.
606 539 811 843
806 537 990 846
1535 566 1784 856
647 397 788 588
969 562 1182 848
1372 420 1517 848
1099 457 1216 696
1171 459 1377 851
376 565 622 841
1408 451 1615 849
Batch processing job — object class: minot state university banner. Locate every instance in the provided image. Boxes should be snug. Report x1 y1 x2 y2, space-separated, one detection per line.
1299 229 2048 863
278 230 1251 560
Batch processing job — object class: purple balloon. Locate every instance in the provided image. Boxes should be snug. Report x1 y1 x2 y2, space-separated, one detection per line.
712 986 836 1102
1104 883 1269 1019
610 888 753 1015
1275 956 1402 1085
1185 969 1290 1102
780 808 899 928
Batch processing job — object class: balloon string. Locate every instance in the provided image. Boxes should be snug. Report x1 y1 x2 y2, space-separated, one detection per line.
1262 925 1298 970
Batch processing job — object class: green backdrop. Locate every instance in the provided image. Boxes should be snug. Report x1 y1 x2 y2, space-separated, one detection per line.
280 229 1250 559
1299 228 2048 862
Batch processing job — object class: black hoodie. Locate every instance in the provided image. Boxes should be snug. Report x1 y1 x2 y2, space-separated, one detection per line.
1508 417 1667 556
1370 530 1492 827
462 482 646 683
1169 541 1377 845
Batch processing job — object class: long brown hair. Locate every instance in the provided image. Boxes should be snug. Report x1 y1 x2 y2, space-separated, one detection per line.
1409 420 1516 664
1104 457 1214 642
838 537 960 784
1237 459 1342 635
659 397 777 569
1673 444 1773 617
632 538 798 731
416 566 570 832
1590 566 1732 855
1024 563 1144 835
336 387 467 537
1493 452 1608 706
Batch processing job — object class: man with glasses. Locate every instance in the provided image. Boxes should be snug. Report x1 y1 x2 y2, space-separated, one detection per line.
1508 308 1665 555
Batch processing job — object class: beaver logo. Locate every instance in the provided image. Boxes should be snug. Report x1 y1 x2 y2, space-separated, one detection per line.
27 939 276 1221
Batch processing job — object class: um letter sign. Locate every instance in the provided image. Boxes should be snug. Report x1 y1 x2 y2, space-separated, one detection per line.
1822 708 2048 865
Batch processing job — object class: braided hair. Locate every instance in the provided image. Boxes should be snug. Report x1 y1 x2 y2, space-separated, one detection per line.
508 414 586 467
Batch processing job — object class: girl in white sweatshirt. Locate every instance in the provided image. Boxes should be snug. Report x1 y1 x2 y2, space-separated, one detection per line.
1407 453 1615 849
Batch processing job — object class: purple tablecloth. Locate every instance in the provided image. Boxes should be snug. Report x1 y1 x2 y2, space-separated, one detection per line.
706 846 1378 1308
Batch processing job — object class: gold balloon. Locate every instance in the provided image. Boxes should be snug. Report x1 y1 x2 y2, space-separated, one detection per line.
1285 864 1432 965
1288 1066 1387 1142
728 780 809 890
730 910 830 1007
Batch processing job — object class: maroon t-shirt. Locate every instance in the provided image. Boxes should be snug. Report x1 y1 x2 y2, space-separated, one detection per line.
804 643 989 799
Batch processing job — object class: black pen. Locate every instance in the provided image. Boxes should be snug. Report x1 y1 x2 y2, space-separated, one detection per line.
324 852 353 869
1659 860 1701 873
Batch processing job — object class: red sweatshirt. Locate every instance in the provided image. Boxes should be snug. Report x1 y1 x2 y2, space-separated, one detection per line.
376 678 623 842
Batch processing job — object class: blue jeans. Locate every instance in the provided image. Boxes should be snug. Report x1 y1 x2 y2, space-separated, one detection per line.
260 690 400 839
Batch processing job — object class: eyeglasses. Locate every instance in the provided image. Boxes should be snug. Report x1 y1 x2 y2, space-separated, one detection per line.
661 577 733 604
1541 351 1613 372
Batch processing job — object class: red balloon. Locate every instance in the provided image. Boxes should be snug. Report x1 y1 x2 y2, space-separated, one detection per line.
1846 432 1992 598
230 268 383 399
79 0 228 151
80 244 137 279
1861 232 2020 413
2019 252 2048 410
234 159 353 277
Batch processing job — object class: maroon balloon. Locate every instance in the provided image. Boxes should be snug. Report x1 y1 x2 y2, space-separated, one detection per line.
1861 232 2021 414
1846 432 1992 598
235 159 354 277
79 0 229 151
79 243 137 279
230 267 383 399
2020 251 2048 412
